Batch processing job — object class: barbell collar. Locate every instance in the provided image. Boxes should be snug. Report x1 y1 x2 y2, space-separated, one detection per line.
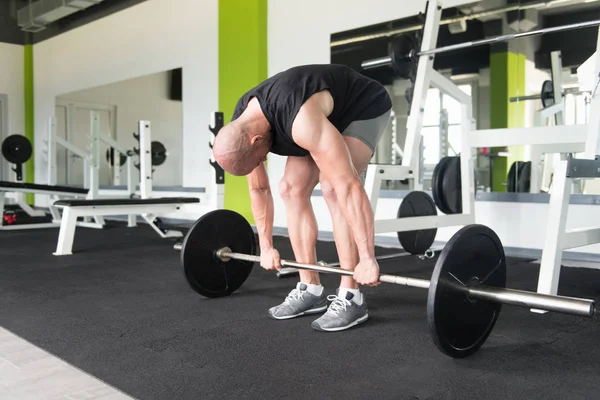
217 248 595 317
174 242 183 251
361 56 393 70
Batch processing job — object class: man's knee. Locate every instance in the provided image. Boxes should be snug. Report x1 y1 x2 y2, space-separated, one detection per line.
320 179 337 203
279 175 315 201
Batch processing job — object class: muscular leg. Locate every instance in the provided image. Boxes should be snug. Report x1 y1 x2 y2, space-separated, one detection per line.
310 136 374 331
279 156 321 284
320 136 374 288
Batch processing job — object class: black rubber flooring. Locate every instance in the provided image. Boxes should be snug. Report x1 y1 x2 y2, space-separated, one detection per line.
1 223 600 400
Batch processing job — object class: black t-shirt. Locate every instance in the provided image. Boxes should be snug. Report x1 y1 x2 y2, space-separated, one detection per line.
231 64 392 157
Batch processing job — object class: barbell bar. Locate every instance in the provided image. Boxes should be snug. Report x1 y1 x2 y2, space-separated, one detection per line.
178 209 596 358
214 248 593 317
361 19 600 71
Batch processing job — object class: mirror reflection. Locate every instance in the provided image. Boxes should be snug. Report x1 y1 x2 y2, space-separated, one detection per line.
332 0 598 197
54 68 183 189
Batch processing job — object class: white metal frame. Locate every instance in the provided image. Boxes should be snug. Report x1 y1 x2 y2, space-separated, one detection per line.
528 50 567 193
0 94 8 182
53 203 185 255
365 0 476 238
52 120 189 256
0 185 90 230
532 28 600 308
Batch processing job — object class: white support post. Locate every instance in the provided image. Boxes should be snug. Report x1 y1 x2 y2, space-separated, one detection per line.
401 0 442 171
127 156 137 227
89 111 100 200
550 51 564 126
0 192 5 226
139 120 153 199
528 146 542 193
459 100 476 216
47 117 57 185
53 207 78 256
534 160 571 307
364 165 382 212
584 27 600 158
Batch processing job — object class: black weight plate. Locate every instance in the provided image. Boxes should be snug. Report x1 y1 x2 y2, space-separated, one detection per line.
397 191 438 255
441 156 462 214
2 135 32 164
106 148 127 167
427 224 506 358
181 209 256 298
516 161 532 193
506 161 521 193
151 141 167 166
390 34 417 80
431 156 453 214
541 80 555 108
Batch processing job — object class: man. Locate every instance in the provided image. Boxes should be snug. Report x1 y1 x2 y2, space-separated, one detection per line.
212 64 392 332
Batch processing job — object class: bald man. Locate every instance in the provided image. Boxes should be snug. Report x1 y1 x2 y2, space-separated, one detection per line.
213 64 392 332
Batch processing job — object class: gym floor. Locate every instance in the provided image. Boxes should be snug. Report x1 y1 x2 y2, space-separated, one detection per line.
1 224 600 400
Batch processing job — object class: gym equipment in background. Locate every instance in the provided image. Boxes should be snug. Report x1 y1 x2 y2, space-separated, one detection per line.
52 120 200 256
506 161 532 193
176 209 595 358
2 134 32 181
1 134 89 230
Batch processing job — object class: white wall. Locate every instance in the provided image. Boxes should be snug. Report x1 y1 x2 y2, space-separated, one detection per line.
0 43 25 181
34 0 218 203
57 71 183 186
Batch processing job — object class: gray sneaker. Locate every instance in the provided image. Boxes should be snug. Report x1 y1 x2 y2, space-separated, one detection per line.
311 291 369 332
268 283 328 320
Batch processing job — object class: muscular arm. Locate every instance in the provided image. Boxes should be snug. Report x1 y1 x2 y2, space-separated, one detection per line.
292 102 376 262
247 162 275 250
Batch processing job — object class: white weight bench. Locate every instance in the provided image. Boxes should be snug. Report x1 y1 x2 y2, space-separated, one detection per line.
0 181 89 230
52 197 200 255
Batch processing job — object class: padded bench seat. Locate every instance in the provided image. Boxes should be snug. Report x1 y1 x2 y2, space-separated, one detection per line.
53 196 201 256
54 197 199 207
0 181 88 195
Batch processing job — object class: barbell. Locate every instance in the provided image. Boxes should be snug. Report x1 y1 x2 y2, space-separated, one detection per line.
509 80 591 107
176 209 595 358
362 19 600 76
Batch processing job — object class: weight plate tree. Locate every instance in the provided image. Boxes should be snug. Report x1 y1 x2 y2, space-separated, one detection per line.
181 209 256 298
396 191 437 255
177 209 596 358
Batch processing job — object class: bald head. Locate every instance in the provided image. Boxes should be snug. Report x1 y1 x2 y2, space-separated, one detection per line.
213 119 270 176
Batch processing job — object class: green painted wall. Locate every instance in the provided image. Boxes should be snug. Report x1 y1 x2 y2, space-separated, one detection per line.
489 51 525 192
219 0 267 223
24 44 34 204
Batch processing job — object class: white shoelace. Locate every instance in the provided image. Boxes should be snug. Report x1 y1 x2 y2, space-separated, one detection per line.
326 295 352 315
284 289 305 304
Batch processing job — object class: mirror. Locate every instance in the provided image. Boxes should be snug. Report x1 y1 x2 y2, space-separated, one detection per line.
54 68 183 189
331 0 598 198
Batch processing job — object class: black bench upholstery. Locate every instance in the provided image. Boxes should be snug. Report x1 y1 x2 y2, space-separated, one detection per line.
0 181 89 194
54 197 200 207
